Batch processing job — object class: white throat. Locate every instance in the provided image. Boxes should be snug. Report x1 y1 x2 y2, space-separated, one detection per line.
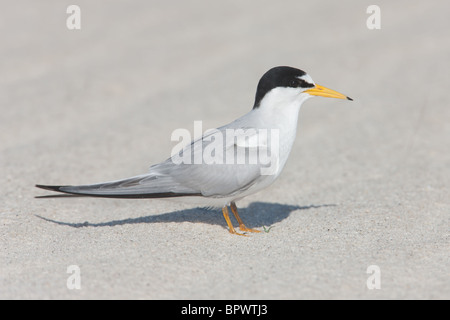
245 88 312 177
254 87 312 129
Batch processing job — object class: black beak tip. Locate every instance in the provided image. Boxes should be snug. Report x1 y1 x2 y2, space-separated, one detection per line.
346 96 353 101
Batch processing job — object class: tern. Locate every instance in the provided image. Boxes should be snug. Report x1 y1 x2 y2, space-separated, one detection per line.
36 66 352 235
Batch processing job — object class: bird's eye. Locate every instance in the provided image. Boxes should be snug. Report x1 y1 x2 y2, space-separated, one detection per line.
289 79 298 87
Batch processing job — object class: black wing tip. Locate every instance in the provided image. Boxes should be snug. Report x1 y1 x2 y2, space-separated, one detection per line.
35 184 65 192
35 183 203 199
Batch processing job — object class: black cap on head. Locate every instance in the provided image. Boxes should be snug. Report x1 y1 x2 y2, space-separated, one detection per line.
253 66 314 109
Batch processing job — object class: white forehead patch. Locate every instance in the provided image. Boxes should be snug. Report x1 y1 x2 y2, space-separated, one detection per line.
297 74 315 87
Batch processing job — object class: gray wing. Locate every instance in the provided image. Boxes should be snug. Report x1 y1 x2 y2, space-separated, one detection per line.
36 126 273 198
158 125 277 197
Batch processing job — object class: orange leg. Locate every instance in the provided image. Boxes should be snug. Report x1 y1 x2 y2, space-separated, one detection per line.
222 206 246 236
230 202 261 233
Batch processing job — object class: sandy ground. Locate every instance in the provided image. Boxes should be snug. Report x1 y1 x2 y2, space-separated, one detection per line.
1 0 449 299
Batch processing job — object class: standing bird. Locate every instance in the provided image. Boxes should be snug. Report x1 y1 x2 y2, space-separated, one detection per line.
36 66 352 235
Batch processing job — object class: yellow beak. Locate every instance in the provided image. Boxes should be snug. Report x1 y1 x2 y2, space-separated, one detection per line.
305 84 353 101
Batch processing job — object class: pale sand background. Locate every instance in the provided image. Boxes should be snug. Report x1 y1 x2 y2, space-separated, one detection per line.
1 0 449 299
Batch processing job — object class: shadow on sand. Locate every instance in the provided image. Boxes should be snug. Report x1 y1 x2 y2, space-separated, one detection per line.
36 202 335 230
